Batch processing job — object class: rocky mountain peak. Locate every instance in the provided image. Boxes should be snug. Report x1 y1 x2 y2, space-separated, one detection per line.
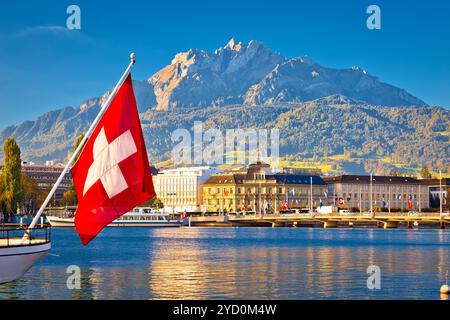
223 37 243 51
148 39 285 109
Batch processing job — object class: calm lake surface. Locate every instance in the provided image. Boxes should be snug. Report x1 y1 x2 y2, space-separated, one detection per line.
1 227 449 300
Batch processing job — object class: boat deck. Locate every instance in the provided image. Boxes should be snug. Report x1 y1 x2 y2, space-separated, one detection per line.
0 238 49 247
1 224 51 248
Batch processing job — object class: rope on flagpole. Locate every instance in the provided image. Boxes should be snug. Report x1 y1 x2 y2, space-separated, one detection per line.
23 53 136 239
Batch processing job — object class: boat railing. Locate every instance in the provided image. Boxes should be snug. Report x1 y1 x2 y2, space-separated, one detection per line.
45 208 75 218
0 224 51 247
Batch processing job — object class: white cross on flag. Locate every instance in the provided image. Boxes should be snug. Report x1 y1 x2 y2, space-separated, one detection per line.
71 75 155 245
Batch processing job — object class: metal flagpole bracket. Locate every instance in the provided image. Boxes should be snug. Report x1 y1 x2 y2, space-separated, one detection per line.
131 52 136 65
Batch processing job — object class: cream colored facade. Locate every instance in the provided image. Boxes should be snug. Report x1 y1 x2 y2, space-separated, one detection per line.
325 175 430 211
153 167 222 212
203 162 327 213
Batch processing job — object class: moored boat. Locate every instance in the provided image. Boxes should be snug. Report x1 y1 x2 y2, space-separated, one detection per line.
46 207 188 228
0 225 51 283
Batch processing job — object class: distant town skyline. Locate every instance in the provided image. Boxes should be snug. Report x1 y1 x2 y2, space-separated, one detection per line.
1 0 450 129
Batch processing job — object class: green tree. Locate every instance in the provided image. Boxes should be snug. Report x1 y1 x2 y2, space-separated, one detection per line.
2 137 23 217
389 169 401 177
61 187 78 206
0 172 7 214
74 134 85 162
141 197 163 208
62 134 86 206
21 173 45 214
419 167 431 179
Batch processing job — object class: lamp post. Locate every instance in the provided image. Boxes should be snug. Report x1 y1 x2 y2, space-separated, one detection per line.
310 177 313 213
440 170 443 219
388 185 391 214
359 185 362 214
370 173 374 218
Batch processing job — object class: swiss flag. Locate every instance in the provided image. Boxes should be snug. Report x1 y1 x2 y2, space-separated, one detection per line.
71 75 155 245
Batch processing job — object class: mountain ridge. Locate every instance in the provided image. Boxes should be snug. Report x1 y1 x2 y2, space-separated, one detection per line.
1 39 447 175
146 38 427 109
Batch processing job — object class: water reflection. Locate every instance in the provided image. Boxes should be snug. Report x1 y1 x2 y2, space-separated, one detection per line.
0 228 448 299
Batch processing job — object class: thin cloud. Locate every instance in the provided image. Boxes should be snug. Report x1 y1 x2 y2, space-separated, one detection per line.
18 25 68 36
15 25 92 42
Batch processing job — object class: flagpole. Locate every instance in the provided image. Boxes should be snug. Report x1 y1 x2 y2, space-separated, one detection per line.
440 170 443 219
388 185 391 213
370 173 373 218
401 185 404 212
418 184 421 213
24 53 136 236
274 194 277 214
259 180 262 216
333 184 336 209
310 176 313 213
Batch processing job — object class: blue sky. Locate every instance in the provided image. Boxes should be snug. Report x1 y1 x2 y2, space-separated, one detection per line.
0 0 449 129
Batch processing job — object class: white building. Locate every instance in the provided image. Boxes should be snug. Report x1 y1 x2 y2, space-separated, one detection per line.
153 167 222 213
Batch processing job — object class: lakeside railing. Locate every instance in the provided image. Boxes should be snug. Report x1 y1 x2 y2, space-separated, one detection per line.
227 211 448 219
0 224 51 247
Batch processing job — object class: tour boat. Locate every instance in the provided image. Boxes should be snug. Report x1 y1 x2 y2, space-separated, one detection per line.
0 225 51 283
46 207 188 228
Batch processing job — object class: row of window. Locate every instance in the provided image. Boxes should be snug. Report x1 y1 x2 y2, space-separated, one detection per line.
159 192 197 198
207 198 319 207
164 199 197 205
155 178 197 186
37 183 70 188
26 175 71 180
341 184 424 192
156 185 198 192
207 187 326 195
341 193 426 201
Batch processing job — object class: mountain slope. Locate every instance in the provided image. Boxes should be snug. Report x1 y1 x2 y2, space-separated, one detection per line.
138 99 448 173
0 39 447 174
244 57 426 106
2 96 447 175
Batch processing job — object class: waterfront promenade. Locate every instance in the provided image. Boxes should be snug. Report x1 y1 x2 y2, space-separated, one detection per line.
190 212 450 229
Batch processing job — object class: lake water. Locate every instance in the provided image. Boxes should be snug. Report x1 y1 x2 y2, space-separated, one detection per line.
1 227 449 300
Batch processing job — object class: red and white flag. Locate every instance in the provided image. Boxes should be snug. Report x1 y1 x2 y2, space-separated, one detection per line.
71 75 155 245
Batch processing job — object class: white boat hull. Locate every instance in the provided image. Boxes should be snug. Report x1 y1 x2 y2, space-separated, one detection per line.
46 216 185 228
45 216 75 227
0 241 51 283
